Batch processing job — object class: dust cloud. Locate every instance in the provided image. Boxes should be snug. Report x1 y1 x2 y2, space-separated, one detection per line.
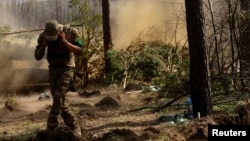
0 93 51 115
0 0 186 92
0 0 187 120
16 94 51 113
0 33 48 91
110 0 186 49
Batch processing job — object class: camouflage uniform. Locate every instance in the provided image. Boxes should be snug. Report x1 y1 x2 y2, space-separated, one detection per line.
34 20 83 132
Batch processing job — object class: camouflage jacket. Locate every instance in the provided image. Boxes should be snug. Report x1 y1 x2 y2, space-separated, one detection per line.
34 28 83 69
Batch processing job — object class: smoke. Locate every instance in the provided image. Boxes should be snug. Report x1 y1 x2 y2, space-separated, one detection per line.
16 94 52 113
0 33 48 90
110 0 186 49
0 0 187 91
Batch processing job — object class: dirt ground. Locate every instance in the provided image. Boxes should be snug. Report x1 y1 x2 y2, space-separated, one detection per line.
0 85 249 141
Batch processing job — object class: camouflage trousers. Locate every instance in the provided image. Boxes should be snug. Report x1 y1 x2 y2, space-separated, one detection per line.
47 67 78 130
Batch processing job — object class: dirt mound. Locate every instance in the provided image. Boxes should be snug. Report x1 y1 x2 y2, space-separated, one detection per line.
94 96 120 110
30 127 83 141
235 103 250 124
211 102 250 125
78 108 98 119
78 90 101 98
93 128 160 141
211 112 238 125
94 128 137 141
186 128 207 141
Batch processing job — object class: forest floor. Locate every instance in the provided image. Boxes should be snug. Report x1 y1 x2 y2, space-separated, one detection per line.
0 84 249 141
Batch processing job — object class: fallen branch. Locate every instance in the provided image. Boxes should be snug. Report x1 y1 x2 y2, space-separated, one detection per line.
0 24 82 35
124 106 157 113
123 93 188 114
150 93 188 113
0 29 44 35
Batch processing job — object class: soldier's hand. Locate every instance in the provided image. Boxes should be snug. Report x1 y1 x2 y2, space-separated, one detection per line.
58 30 66 41
43 37 48 47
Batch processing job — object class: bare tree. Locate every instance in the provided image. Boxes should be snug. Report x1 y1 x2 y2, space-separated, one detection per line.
185 0 212 117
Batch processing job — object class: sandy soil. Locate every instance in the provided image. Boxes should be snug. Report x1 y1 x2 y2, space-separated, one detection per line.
0 86 249 141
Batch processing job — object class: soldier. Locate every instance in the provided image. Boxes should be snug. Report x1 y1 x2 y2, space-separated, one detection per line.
34 20 83 137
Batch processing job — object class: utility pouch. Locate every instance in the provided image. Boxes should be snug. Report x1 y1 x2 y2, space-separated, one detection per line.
69 72 82 92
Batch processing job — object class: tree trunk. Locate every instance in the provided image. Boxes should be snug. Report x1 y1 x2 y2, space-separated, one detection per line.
102 0 112 75
185 0 212 117
239 0 250 88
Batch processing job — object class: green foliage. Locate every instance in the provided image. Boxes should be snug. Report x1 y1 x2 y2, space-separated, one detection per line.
103 50 125 85
213 104 236 115
106 40 190 93
69 0 104 80
68 1 190 91
162 47 190 95
211 77 231 95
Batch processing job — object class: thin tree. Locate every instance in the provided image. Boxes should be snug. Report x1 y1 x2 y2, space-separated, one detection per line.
102 0 112 76
69 0 103 87
185 0 212 117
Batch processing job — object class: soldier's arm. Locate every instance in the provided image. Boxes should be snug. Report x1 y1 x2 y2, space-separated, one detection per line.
63 39 82 55
59 30 83 55
34 32 47 60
